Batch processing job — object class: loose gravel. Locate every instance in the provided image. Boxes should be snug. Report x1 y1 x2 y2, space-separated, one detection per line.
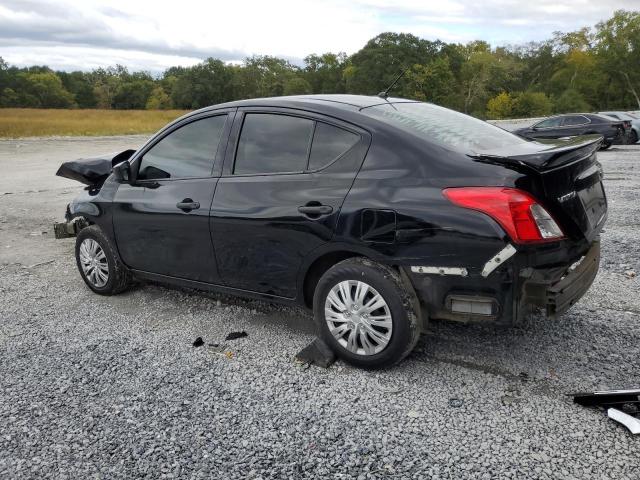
0 138 639 479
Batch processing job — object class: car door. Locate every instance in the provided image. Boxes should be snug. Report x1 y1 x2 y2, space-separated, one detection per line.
528 116 564 139
210 108 370 298
112 111 233 283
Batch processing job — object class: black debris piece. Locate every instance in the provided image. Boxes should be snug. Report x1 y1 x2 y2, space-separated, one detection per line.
295 337 336 369
225 331 248 341
449 398 464 408
571 389 640 435
192 337 204 348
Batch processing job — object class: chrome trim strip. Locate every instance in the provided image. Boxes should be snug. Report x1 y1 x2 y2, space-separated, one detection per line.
481 244 517 278
410 266 468 277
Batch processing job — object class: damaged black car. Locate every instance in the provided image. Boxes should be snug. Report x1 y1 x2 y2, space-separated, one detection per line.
55 95 607 368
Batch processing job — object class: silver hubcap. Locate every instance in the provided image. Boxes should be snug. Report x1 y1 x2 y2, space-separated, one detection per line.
324 280 393 356
79 238 109 288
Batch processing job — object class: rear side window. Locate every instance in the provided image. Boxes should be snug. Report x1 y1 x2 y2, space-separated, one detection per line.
308 123 359 170
362 102 526 153
235 114 314 174
562 115 589 126
534 117 563 128
138 115 226 180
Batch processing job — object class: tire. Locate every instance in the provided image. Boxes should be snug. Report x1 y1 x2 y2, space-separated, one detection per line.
629 130 639 144
600 142 612 150
75 225 133 295
313 258 421 369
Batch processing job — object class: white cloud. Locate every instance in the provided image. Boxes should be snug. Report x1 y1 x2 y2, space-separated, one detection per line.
1 0 638 71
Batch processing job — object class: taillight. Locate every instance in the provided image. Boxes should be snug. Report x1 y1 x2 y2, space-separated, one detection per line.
442 187 564 244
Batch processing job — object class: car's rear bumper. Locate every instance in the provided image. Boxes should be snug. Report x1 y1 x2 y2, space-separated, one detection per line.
404 239 600 325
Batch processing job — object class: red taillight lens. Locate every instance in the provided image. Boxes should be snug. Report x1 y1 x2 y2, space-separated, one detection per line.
442 187 564 244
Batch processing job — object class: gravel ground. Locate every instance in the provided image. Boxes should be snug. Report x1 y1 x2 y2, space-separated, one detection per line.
1 137 639 479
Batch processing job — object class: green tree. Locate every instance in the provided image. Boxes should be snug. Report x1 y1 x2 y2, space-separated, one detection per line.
21 72 75 108
403 57 456 106
347 32 442 95
58 71 96 108
594 10 640 108
486 92 514 119
113 74 155 109
554 88 591 112
303 53 347 93
146 86 173 109
283 77 312 95
172 58 234 109
512 91 553 117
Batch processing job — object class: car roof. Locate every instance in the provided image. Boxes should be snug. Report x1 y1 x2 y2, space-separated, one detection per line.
189 94 419 115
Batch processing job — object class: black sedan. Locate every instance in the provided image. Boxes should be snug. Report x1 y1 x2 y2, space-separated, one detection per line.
55 95 607 368
513 113 626 149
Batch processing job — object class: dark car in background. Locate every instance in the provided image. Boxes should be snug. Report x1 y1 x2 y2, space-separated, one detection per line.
55 95 607 368
513 113 626 149
598 111 639 144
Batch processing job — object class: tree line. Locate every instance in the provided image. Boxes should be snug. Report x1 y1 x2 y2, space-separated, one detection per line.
1 10 639 119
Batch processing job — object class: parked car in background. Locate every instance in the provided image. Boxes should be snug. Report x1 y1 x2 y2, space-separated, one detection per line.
513 113 626 149
598 111 639 144
55 95 607 368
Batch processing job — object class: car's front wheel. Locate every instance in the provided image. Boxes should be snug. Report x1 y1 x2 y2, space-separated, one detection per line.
629 130 639 144
600 142 612 150
313 258 421 368
75 225 133 295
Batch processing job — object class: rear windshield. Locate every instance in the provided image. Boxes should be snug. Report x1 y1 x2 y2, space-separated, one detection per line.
361 102 526 153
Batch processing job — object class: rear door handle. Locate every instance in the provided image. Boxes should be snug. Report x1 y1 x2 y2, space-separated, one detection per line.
298 204 333 215
176 198 200 212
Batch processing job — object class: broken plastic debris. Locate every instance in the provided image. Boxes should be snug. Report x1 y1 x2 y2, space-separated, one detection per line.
192 337 204 348
295 337 336 369
225 331 248 341
608 408 640 434
571 388 640 434
449 398 464 408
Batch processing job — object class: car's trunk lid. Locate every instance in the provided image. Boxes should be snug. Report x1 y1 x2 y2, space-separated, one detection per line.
56 150 135 187
469 135 607 242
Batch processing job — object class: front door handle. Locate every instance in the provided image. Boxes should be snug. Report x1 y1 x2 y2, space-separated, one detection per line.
176 198 200 212
298 204 333 216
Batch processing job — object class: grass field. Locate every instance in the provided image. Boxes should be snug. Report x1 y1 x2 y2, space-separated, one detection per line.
0 108 190 138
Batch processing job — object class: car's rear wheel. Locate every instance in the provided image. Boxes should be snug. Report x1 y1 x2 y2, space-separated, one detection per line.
75 225 133 295
600 142 612 150
313 258 420 368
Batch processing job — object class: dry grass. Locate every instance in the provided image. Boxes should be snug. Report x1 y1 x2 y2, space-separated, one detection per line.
0 108 190 138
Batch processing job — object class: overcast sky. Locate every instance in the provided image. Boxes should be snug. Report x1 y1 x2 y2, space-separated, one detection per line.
1 0 638 73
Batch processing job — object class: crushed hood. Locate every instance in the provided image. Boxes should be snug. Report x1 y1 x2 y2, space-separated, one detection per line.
56 150 135 186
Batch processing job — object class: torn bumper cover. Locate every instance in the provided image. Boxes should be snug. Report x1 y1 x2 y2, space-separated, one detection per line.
522 240 600 319
406 239 600 324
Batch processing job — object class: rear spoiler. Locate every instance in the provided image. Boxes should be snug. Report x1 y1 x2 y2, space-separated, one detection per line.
468 135 602 172
56 149 135 187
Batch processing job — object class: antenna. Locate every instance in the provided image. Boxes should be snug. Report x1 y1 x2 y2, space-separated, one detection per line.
377 66 409 99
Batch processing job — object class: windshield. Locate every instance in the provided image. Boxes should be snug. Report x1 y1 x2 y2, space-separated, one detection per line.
361 102 527 153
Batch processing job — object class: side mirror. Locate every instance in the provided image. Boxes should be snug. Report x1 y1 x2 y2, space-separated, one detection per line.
112 161 132 184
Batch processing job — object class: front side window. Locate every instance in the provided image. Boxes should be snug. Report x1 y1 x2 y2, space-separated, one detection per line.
362 102 526 153
138 115 227 180
234 114 314 174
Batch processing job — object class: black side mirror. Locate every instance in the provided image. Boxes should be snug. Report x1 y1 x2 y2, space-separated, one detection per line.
112 161 132 184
